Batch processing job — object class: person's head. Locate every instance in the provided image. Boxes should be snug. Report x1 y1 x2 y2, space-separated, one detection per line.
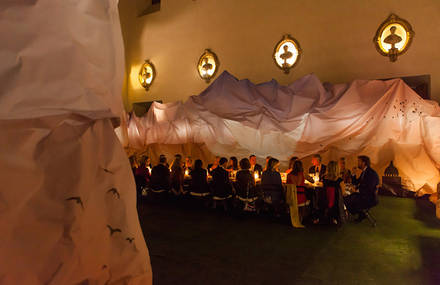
229 157 238 169
219 157 228 167
311 154 322 167
357 155 370 169
194 159 203 170
239 158 251 170
249 155 257 166
390 26 396 34
159 155 167 164
267 158 280 172
292 160 303 175
289 156 298 169
327 161 338 180
338 157 346 170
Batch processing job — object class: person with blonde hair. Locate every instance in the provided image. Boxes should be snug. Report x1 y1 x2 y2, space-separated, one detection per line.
170 154 184 195
323 161 344 224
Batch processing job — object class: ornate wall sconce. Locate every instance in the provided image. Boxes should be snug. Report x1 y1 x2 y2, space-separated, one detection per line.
273 34 301 74
197 49 219 83
138 60 156 90
373 14 415 62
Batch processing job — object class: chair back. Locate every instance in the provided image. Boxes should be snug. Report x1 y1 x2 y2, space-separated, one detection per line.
325 186 336 208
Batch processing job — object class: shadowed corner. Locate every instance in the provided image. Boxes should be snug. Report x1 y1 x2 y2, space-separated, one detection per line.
414 196 440 229
418 236 440 285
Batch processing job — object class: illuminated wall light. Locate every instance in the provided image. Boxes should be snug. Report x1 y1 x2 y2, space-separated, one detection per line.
373 14 415 62
197 49 219 83
138 60 156 90
273 34 302 74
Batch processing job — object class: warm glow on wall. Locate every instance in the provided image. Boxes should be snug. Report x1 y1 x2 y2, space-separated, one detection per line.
139 60 156 90
374 14 414 62
273 34 301 74
197 49 219 83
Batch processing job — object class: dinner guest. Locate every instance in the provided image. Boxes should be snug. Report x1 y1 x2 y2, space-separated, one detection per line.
235 158 259 211
338 157 352 183
323 161 344 224
150 155 171 193
207 156 220 175
135 156 151 188
285 156 299 174
344 156 379 222
309 154 326 181
190 159 209 196
211 157 233 210
226 156 238 172
249 154 263 175
263 156 272 171
261 158 284 216
184 156 193 172
170 154 184 195
286 160 312 222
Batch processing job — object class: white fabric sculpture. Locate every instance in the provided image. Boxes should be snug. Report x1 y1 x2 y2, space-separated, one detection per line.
0 1 152 284
127 71 440 194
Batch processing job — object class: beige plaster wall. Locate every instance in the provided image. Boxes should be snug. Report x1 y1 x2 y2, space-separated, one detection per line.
119 0 440 110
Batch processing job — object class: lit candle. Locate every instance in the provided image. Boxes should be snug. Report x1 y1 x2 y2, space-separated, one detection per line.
254 172 259 180
185 169 189 176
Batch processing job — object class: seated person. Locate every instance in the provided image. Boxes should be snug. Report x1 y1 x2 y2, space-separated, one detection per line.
235 158 258 198
261 158 284 216
309 154 326 181
211 157 233 199
135 156 151 189
323 161 344 224
285 156 298 174
235 158 259 211
150 155 171 193
170 154 184 195
184 156 193 172
338 157 352 184
344 156 379 222
286 160 310 206
226 156 238 172
207 156 220 175
189 159 209 196
249 154 263 175
286 160 312 222
263 156 272 171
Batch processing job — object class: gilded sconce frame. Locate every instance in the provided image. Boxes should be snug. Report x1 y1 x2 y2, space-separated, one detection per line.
197 49 220 83
373 14 415 62
273 34 302 74
139 60 156 90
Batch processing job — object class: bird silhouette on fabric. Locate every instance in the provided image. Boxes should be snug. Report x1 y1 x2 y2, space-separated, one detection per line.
126 237 134 243
107 225 122 236
66 197 84 209
107 188 120 199
102 167 114 174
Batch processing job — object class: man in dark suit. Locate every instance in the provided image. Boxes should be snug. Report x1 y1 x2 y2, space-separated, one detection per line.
150 155 171 192
344 155 379 222
249 155 263 175
308 154 326 180
211 157 233 210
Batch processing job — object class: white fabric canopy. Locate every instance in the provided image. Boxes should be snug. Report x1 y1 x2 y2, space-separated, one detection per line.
127 71 440 194
0 1 151 284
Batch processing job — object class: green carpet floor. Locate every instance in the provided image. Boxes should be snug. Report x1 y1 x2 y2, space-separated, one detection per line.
138 196 440 285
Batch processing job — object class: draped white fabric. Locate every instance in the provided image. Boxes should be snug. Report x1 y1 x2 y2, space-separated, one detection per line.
127 71 440 193
0 1 152 284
